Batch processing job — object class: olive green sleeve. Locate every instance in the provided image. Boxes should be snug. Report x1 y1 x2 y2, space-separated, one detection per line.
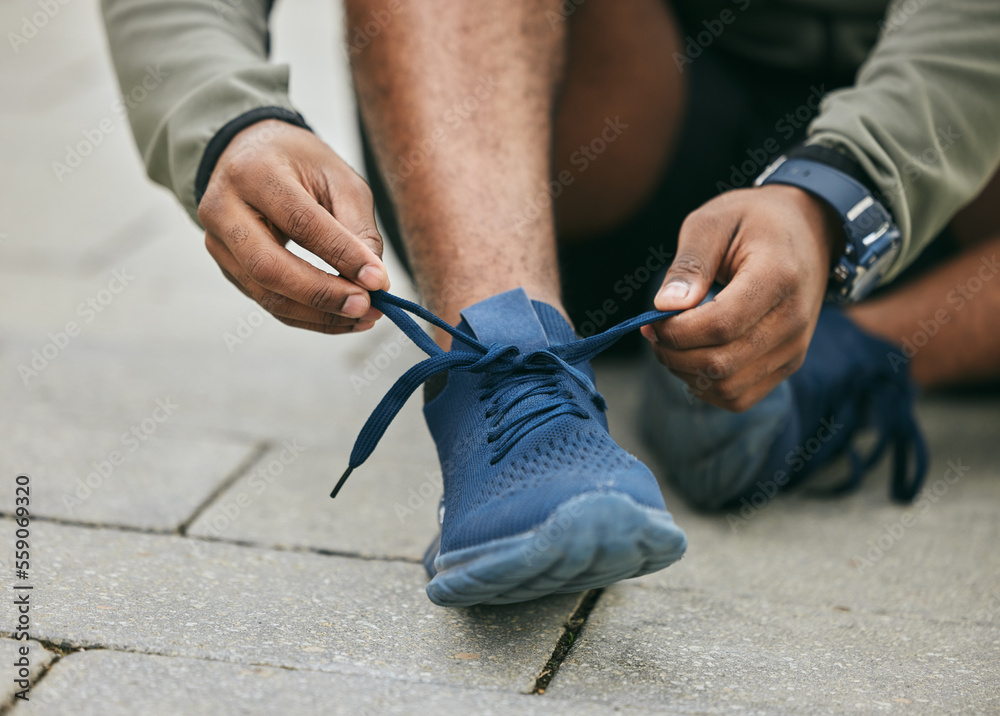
807 0 1000 282
101 0 303 225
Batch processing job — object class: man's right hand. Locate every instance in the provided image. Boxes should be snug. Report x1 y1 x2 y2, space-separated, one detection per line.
198 119 389 334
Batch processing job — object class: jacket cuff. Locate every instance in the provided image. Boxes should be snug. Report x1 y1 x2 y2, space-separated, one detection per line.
193 106 312 207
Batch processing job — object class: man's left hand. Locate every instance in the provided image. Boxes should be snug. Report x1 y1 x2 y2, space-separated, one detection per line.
641 184 841 412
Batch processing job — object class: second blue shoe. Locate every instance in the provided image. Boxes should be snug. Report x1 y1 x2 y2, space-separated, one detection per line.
640 304 928 511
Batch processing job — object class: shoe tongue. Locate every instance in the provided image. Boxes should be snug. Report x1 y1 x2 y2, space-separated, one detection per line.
459 288 552 351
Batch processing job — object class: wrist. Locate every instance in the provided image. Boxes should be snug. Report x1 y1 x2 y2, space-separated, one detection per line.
754 155 901 304
195 107 312 207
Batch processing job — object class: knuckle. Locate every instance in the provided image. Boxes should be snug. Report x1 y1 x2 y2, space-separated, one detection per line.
707 313 741 344
225 155 255 187
785 354 806 377
705 353 735 380
323 230 354 268
285 204 320 241
226 222 251 247
258 290 288 315
729 395 755 413
668 253 710 280
244 249 281 285
307 281 341 311
355 224 384 253
324 310 351 327
715 379 743 403
197 192 224 228
656 323 682 349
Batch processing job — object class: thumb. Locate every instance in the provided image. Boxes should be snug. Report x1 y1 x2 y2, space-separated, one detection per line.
654 210 734 311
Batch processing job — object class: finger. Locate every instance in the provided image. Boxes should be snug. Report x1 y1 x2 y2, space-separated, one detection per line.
692 358 799 413
651 298 791 378
275 316 377 335
653 206 737 312
328 179 391 290
241 171 388 291
669 338 805 412
206 233 379 326
210 201 375 319
649 255 796 351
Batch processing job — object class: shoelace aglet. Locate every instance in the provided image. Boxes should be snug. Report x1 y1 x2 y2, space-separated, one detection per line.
330 467 353 499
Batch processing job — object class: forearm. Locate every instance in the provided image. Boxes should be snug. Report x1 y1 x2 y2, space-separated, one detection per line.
101 0 304 224
806 0 1000 282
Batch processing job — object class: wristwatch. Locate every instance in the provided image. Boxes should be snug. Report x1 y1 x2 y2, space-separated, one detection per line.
754 154 901 305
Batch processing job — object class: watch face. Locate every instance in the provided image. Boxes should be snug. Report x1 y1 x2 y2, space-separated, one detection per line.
848 238 900 302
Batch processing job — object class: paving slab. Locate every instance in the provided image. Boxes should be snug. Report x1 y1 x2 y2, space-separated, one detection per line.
0 639 54 711
11 649 647 716
547 585 1000 715
6 519 579 693
0 277 429 448
187 397 440 560
0 406 256 531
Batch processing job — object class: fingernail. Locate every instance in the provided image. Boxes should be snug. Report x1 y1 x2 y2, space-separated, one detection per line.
343 294 369 318
358 264 385 291
658 281 689 303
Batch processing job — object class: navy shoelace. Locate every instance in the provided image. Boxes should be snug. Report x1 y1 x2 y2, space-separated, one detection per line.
817 371 928 502
330 290 682 497
330 291 929 504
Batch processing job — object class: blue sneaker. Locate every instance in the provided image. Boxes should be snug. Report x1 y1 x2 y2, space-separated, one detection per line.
640 304 928 511
333 288 688 607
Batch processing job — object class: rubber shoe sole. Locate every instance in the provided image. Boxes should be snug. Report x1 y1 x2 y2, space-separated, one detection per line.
426 491 687 607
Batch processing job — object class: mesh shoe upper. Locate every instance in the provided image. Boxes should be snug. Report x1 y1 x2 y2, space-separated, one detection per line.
424 291 667 553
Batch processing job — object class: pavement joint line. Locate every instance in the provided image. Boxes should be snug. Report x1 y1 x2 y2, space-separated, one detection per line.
177 440 273 534
182 533 424 564
0 641 71 716
530 588 603 695
0 637 533 697
0 513 423 565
